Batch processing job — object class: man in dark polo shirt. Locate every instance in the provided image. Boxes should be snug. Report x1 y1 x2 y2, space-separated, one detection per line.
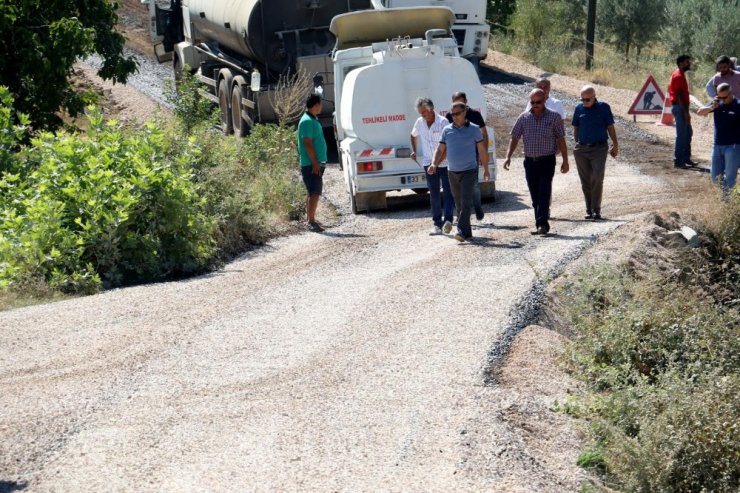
445 91 488 221
503 88 570 236
698 82 740 197
572 85 619 220
429 101 490 242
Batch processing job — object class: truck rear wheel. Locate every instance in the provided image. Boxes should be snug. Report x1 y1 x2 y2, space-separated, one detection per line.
231 77 253 137
218 79 233 135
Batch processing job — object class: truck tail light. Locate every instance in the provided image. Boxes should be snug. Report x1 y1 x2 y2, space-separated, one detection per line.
357 161 383 173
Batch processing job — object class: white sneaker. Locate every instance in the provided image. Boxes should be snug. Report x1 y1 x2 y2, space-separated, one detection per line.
430 225 443 235
442 221 453 234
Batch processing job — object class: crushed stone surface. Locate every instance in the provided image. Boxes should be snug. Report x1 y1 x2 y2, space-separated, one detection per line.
0 40 720 491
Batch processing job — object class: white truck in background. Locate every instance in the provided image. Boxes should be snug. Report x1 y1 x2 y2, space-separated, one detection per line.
369 0 489 64
330 7 495 213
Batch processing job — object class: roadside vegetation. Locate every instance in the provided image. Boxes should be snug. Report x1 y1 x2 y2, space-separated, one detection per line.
488 0 740 101
557 193 739 492
0 75 304 309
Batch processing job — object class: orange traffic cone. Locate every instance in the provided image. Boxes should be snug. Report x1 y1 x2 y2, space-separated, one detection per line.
657 95 674 126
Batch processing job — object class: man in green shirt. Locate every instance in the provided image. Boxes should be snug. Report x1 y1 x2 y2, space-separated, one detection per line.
298 94 328 232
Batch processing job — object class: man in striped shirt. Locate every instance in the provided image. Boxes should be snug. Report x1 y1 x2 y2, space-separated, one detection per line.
411 97 453 235
503 88 570 235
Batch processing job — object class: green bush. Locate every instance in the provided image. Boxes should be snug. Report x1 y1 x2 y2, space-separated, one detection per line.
0 105 215 293
157 118 305 258
561 258 740 491
163 67 216 132
0 87 28 173
1 83 305 300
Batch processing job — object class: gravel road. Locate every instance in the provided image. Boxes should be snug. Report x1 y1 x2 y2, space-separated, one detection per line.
0 65 704 491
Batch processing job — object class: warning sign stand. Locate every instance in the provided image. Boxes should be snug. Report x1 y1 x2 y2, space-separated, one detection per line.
628 75 666 122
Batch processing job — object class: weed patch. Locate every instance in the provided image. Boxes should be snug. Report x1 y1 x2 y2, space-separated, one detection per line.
560 197 740 491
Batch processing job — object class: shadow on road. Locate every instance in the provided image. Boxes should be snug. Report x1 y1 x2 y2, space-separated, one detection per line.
0 481 28 493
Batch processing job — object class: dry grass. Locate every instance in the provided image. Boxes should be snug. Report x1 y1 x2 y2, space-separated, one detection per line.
268 68 313 126
491 36 716 102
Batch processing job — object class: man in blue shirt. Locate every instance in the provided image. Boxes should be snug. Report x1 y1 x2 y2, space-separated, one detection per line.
571 85 619 220
429 102 490 242
298 94 327 232
698 82 740 197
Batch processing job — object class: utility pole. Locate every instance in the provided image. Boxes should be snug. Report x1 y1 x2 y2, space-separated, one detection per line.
586 0 596 70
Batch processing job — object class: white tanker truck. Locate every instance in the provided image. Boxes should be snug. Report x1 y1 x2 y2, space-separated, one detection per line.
331 7 496 213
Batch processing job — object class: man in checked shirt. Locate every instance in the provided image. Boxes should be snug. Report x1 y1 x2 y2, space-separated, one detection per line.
503 88 570 236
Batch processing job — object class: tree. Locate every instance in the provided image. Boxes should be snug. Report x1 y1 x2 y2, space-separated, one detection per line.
662 0 740 63
597 0 666 59
510 0 585 55
487 0 517 30
0 0 137 130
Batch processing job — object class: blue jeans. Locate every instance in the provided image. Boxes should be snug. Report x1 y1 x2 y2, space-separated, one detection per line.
424 165 454 227
711 143 739 195
448 168 478 238
671 105 693 165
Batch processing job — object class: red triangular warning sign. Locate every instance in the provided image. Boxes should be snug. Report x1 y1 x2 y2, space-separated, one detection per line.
628 75 666 115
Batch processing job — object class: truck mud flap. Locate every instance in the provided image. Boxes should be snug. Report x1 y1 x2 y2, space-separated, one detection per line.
353 191 387 213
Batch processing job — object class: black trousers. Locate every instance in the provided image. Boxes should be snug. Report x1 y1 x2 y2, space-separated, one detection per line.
523 155 556 231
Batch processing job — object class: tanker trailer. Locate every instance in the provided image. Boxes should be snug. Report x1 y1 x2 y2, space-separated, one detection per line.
331 7 496 213
142 0 370 135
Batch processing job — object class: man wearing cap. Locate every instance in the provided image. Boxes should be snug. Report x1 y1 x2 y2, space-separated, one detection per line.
572 85 619 220
503 88 570 236
429 101 490 243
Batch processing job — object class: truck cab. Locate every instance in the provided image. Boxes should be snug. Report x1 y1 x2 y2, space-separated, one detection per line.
369 0 489 62
331 7 495 213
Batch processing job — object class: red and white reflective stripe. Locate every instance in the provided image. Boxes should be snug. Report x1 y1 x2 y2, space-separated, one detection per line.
356 147 394 159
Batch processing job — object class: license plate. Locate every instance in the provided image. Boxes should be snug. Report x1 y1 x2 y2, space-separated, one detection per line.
401 175 425 184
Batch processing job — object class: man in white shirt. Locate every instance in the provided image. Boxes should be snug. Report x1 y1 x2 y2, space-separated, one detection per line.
410 97 454 235
524 78 566 120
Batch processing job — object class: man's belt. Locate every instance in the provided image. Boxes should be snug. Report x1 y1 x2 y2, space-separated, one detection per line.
578 141 607 147
525 154 555 162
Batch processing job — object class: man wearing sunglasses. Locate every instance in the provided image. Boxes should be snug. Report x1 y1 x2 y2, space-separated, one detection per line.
429 101 490 242
697 83 740 197
572 85 619 220
502 88 569 236
445 91 488 222
524 78 566 120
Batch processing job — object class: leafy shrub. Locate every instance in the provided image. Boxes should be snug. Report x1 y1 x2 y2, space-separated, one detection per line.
161 89 305 258
561 257 740 491
0 106 215 293
0 86 28 173
1 83 305 300
163 66 216 132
